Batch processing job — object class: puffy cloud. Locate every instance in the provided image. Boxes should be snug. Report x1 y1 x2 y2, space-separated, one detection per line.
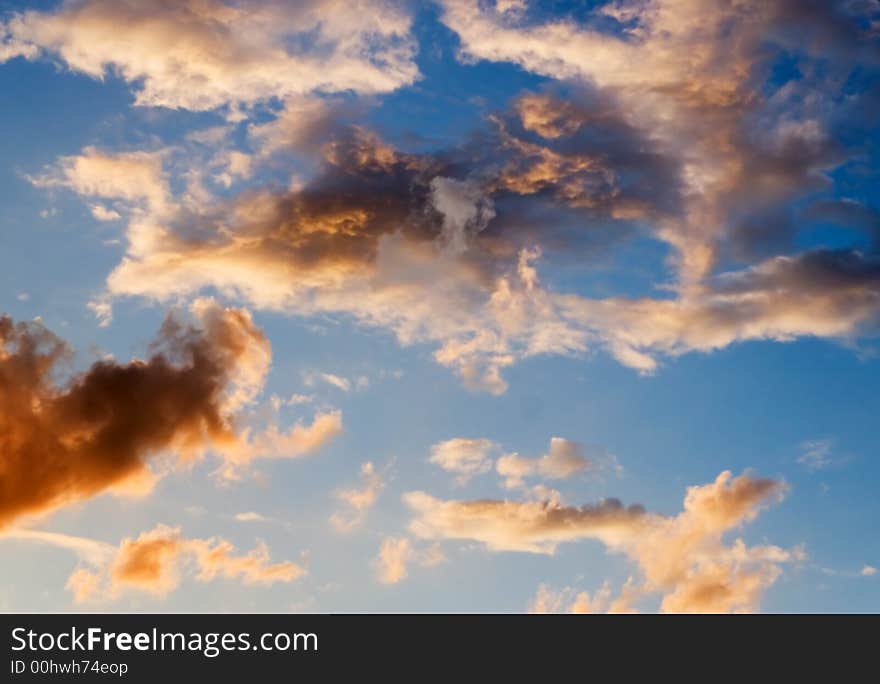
46 129 593 394
430 177 496 256
430 435 617 489
24 0 880 392
429 438 498 484
1 0 418 111
29 146 169 213
404 491 646 554
330 461 384 532
64 524 305 603
496 437 617 489
569 249 880 372
405 470 799 612
0 300 340 527
862 565 878 577
439 0 878 284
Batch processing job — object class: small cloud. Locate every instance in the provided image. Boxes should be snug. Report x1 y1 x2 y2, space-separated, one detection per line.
304 371 371 394
87 298 113 327
90 204 121 221
330 461 385 532
373 537 445 585
234 512 268 523
320 373 351 392
429 438 497 485
862 565 877 577
287 393 314 405
797 439 835 471
16 292 29 302
496 437 619 490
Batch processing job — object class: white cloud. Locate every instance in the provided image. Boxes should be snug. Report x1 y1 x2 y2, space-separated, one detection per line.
90 204 121 221
496 437 617 489
797 439 835 471
429 438 498 484
1 0 418 111
234 512 269 523
405 470 800 613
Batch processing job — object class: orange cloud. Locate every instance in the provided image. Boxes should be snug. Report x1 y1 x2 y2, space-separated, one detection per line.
330 461 385 532
0 299 340 527
406 470 799 613
66 524 305 603
1 0 417 110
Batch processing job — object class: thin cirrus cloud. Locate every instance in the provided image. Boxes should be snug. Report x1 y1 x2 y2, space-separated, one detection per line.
404 471 800 613
0 0 419 111
0 298 341 528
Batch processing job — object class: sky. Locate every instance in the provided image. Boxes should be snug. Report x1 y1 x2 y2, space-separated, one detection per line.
0 0 879 614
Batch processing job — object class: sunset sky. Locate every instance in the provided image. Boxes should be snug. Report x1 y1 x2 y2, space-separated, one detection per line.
1 0 879 613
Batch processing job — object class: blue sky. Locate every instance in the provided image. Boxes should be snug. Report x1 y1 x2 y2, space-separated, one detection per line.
0 0 879 613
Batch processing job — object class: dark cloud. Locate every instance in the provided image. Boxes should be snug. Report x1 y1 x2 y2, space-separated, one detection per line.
0 302 266 527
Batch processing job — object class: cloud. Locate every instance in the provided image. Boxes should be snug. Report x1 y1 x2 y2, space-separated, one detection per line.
374 536 412 584
63 524 305 603
496 437 617 489
330 461 384 532
862 565 877 577
373 536 445 585
1 0 418 111
87 298 113 327
404 490 646 554
528 582 615 614
797 439 835 471
221 409 343 479
29 147 169 212
429 438 498 484
234 512 268 523
0 528 114 567
304 371 366 393
405 470 798 612
24 1 880 393
89 204 121 222
49 130 592 394
0 299 340 527
439 0 878 282
430 177 496 256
